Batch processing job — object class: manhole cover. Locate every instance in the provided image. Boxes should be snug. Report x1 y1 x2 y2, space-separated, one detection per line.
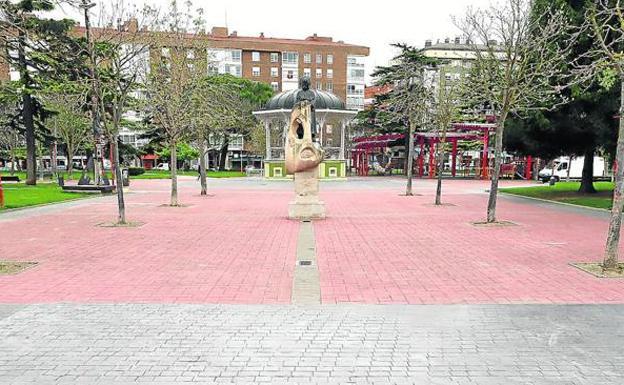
299 260 313 266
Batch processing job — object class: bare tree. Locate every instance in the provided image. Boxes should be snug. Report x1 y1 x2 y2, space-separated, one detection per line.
88 0 158 224
456 0 573 222
146 0 207 206
40 85 90 178
189 79 242 196
576 0 624 270
373 44 436 196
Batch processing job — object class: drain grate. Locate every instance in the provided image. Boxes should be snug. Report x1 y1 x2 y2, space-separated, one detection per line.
298 260 313 266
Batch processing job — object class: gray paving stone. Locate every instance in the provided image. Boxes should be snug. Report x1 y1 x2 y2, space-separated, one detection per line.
0 304 622 384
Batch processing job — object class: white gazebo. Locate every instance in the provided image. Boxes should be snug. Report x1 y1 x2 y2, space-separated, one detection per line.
253 89 357 179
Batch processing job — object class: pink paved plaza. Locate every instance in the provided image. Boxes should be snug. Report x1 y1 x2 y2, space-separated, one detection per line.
1 177 623 304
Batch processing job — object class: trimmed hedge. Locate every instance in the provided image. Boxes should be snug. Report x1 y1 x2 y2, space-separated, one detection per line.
128 167 146 176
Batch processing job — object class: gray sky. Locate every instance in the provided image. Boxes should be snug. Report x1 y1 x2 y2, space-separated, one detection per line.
52 0 492 83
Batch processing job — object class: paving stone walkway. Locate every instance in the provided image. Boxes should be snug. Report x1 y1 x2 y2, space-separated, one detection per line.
0 304 622 385
1 177 624 304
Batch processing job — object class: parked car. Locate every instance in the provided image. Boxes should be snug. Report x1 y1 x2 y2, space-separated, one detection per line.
538 156 606 183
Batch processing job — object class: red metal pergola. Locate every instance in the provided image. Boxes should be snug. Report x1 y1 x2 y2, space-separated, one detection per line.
351 122 534 180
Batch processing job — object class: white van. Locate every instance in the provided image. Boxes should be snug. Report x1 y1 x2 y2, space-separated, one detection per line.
538 156 606 182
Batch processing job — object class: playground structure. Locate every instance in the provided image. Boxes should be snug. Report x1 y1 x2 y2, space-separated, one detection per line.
352 123 535 180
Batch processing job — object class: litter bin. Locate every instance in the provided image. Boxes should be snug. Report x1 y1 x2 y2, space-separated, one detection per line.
122 169 130 187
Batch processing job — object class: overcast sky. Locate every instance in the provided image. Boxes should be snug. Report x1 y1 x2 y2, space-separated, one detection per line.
52 0 492 83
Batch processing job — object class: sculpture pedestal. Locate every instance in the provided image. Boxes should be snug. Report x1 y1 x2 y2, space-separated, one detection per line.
288 167 326 220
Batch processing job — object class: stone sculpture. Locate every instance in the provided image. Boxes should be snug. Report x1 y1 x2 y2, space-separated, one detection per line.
285 77 326 220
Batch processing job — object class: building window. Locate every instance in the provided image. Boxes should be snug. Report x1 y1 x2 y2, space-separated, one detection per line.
286 69 295 79
231 50 241 62
271 82 279 92
282 52 298 65
271 67 279 77
327 54 333 64
252 66 261 77
316 82 322 90
347 84 364 95
316 68 322 78
304 53 311 64
349 68 365 79
303 68 311 78
316 53 322 64
326 82 333 92
327 69 333 79
252 51 260 62
223 64 241 77
270 52 279 63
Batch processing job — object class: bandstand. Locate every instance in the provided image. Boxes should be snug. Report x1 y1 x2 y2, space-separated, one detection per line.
253 89 357 179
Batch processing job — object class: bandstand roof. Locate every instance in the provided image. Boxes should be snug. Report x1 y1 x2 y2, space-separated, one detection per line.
262 88 347 111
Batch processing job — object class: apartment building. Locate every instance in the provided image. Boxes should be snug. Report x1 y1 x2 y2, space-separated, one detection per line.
0 23 369 110
203 27 369 110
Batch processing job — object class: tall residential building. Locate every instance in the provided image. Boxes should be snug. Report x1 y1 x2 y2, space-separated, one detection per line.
421 37 504 80
202 27 369 110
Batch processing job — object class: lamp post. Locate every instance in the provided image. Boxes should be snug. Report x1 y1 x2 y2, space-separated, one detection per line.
80 0 104 186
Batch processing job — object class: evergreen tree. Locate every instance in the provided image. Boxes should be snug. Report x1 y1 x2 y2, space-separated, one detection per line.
0 0 83 185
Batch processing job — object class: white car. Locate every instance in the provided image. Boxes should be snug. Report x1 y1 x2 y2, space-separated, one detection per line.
154 163 170 171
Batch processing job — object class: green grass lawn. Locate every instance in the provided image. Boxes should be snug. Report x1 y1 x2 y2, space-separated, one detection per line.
0 183 92 210
2 170 245 181
500 182 614 210
132 170 246 179
1 170 112 181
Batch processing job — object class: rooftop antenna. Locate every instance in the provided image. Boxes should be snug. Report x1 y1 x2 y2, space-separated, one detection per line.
224 8 228 29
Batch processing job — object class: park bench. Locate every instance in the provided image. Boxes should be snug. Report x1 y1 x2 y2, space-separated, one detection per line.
0 176 20 182
61 185 115 194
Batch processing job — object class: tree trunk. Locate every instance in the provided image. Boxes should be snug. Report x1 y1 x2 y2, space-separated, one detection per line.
23 93 36 185
18 29 36 186
113 137 126 224
406 121 415 196
487 118 505 223
51 143 57 178
66 147 74 179
218 138 229 171
435 138 446 206
579 148 597 194
170 143 178 206
603 80 624 270
9 147 16 175
200 142 208 196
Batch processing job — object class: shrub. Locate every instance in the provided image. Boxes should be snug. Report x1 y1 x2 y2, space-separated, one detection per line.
128 167 145 176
